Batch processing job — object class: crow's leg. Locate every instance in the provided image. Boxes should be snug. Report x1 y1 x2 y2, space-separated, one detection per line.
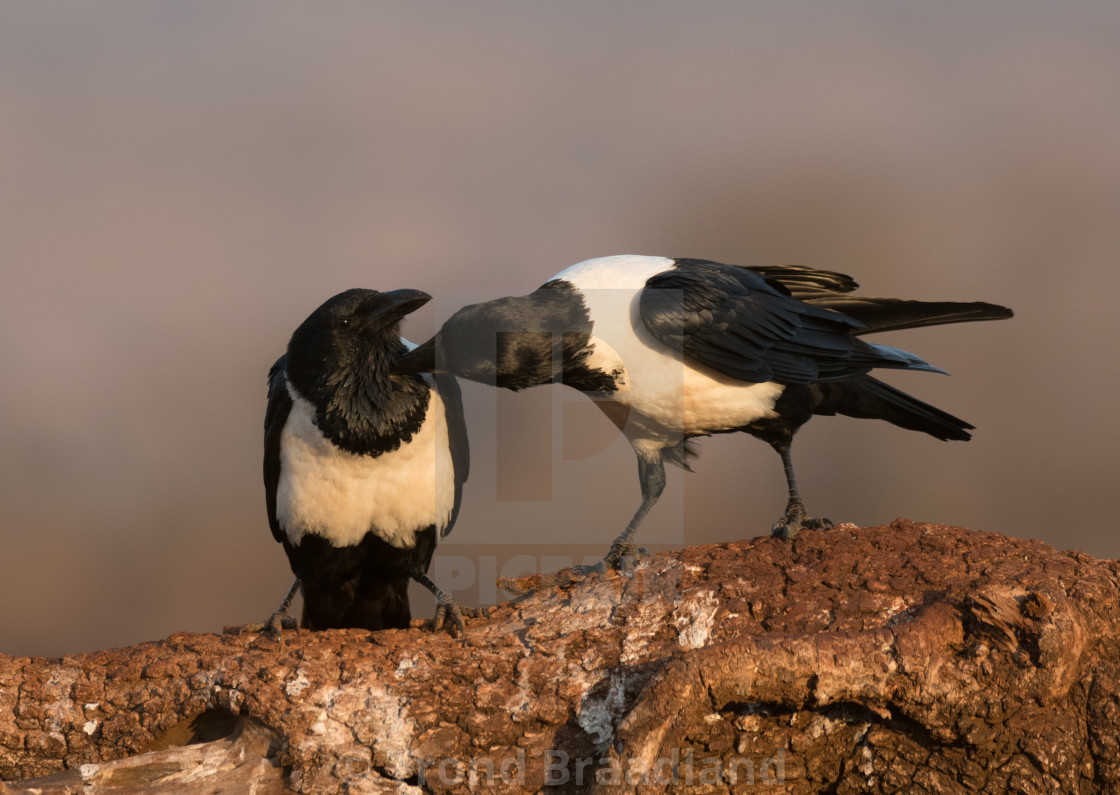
604 453 663 566
770 441 833 540
242 577 301 638
569 449 664 579
408 567 483 638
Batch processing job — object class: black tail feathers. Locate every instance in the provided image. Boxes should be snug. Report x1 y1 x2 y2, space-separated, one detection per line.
299 575 412 631
814 375 974 441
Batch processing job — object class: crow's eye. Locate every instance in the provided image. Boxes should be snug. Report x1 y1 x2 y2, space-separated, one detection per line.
337 318 351 328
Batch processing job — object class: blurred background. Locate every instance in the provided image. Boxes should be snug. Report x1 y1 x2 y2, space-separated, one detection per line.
2 2 1118 658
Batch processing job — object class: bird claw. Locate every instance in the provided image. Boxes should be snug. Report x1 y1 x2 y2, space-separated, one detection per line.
565 544 650 582
611 544 650 572
240 611 298 640
771 512 833 541
431 600 482 638
563 561 607 583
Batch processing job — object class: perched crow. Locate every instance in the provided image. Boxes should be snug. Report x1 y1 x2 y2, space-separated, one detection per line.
260 288 474 635
395 255 1011 569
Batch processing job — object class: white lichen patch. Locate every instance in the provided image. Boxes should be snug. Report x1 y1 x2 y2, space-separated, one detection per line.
360 684 418 780
809 714 837 739
83 720 99 735
882 596 909 620
619 606 669 664
301 687 353 754
42 668 82 733
309 709 333 736
618 565 685 663
673 590 719 649
577 672 627 749
285 668 312 697
859 742 875 776
79 763 100 780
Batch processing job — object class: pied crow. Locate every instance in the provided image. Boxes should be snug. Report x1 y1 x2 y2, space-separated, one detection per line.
260 288 475 636
395 255 1012 567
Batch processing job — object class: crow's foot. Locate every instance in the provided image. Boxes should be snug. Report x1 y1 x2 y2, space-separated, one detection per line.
564 542 651 583
240 610 299 640
771 511 833 541
431 599 483 638
605 540 651 572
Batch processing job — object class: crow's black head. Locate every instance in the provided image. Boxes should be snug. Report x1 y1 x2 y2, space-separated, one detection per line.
285 288 432 453
287 288 429 386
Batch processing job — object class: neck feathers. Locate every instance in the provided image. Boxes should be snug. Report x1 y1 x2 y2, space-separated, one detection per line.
290 344 431 457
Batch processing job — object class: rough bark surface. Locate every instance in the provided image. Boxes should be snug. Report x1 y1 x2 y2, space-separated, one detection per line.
2 520 1119 794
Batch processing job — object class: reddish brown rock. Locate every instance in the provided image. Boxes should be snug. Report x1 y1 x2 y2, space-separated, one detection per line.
1 520 1118 793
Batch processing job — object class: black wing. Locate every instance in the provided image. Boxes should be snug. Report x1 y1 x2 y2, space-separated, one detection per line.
794 295 1013 335
744 263 1013 334
745 264 860 296
264 354 292 544
639 259 934 384
435 372 470 539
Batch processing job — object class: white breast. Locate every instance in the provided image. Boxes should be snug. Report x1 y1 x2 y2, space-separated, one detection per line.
276 379 455 549
552 255 785 434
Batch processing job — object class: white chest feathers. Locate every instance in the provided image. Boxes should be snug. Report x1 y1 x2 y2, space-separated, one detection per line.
276 380 456 549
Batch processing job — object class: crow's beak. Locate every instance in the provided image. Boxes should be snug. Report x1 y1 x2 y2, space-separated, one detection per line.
384 288 432 316
358 288 432 328
393 337 440 374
